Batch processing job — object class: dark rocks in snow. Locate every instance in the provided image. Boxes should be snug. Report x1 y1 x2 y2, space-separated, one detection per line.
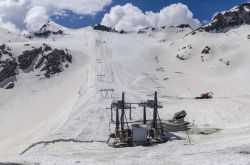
201 46 211 54
219 58 231 66
159 39 166 43
156 67 165 72
43 43 52 51
151 27 156 31
0 44 12 57
93 24 127 34
31 22 65 38
180 45 192 50
239 151 250 154
34 31 50 37
55 30 63 35
18 44 72 78
40 49 72 78
187 45 192 49
137 30 146 34
0 44 17 87
136 25 192 35
119 30 127 34
92 24 116 32
24 44 30 46
200 46 211 62
202 3 250 32
176 54 188 61
177 24 192 29
18 47 43 70
176 45 192 61
155 56 159 63
191 31 196 35
34 30 64 38
0 43 72 89
0 44 16 81
0 59 17 82
0 44 6 50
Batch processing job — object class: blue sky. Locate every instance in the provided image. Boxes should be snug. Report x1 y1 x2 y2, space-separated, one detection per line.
53 0 248 28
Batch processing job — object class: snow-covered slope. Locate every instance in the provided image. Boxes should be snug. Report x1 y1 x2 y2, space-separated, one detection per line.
0 22 250 164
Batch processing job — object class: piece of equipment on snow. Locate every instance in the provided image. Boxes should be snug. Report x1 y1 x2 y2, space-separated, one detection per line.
106 91 167 148
195 92 213 99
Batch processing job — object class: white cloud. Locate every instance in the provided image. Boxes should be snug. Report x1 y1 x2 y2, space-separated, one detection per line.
0 18 20 32
33 0 112 15
0 0 112 32
101 3 201 31
24 6 49 32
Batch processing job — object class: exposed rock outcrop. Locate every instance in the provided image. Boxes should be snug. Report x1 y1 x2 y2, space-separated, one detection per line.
0 43 72 89
20 45 72 77
201 46 211 54
0 44 12 57
34 30 64 38
92 24 116 32
0 44 17 87
39 49 72 77
18 47 43 70
176 24 192 29
0 59 17 82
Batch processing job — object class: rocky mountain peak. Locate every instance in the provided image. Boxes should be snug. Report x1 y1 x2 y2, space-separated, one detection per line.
202 3 250 32
27 21 65 38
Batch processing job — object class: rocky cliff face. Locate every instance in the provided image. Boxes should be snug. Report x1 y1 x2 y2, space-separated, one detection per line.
0 43 72 89
202 3 250 32
38 47 72 78
0 44 17 88
19 44 72 77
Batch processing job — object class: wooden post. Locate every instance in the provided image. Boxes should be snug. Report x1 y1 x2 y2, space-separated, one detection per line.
143 106 147 124
152 91 158 130
129 104 132 120
115 108 119 131
111 108 114 122
121 92 125 131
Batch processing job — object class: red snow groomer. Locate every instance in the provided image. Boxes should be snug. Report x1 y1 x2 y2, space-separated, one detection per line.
195 92 213 99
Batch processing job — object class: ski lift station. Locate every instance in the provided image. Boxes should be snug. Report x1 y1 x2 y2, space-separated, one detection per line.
106 91 189 148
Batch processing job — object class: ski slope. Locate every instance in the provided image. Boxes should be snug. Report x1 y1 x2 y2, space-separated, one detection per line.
0 24 250 164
